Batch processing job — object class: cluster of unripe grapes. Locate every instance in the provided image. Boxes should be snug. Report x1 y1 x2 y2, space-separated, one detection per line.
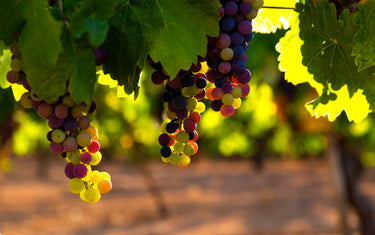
7 42 112 203
205 0 263 117
150 60 205 167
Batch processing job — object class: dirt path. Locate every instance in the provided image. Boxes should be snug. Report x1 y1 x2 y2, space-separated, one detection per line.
0 156 374 235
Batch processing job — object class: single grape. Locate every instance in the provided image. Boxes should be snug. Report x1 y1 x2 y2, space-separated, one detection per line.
69 178 85 194
220 105 235 117
231 86 243 98
173 142 185 153
93 48 109 65
239 2 252 15
51 129 66 143
82 187 101 203
101 171 111 180
48 114 64 129
87 140 100 153
76 132 92 148
20 92 33 109
220 48 234 61
97 178 112 194
183 144 195 156
10 58 23 72
160 146 172 157
218 62 231 74
224 1 238 16
73 164 88 178
50 141 63 154
83 125 98 140
63 136 78 152
177 155 190 167
78 117 91 130
71 105 86 119
158 134 171 146
6 70 20 83
80 151 92 164
222 93 234 105
220 17 236 32
176 131 189 143
90 170 103 183
183 120 196 133
90 151 102 166
231 32 244 45
188 111 201 123
65 163 75 179
238 20 252 35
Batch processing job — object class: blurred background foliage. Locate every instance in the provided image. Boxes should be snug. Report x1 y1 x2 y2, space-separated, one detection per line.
1 28 375 171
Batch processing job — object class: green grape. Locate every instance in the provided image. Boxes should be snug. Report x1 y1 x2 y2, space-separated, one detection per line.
83 187 101 203
69 178 85 194
161 156 170 163
169 154 180 165
194 102 205 113
101 171 111 181
231 86 242 98
186 98 197 111
66 151 81 165
173 142 185 153
178 155 190 167
76 132 92 147
187 86 199 96
176 131 189 143
233 98 242 109
62 95 75 107
20 92 33 109
183 144 195 156
222 93 234 105
220 48 234 61
51 129 66 143
10 58 23 72
90 151 102 166
251 0 264 10
90 170 102 183
181 87 190 97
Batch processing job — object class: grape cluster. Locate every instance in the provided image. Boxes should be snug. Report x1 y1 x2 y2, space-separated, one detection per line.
205 0 263 117
150 60 206 167
7 42 112 203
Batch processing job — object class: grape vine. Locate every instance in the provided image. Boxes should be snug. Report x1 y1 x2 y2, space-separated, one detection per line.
0 0 375 203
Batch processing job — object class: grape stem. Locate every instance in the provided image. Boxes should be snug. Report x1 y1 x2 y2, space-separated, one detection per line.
57 0 69 25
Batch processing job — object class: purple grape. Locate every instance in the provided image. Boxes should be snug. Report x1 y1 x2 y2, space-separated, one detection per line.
239 3 252 15
242 42 249 52
73 164 88 178
63 117 78 132
239 53 248 63
183 120 196 133
218 62 231 74
176 108 188 119
214 79 226 88
217 7 225 18
158 134 171 146
238 20 252 35
167 101 176 112
48 113 64 129
237 69 251 84
152 71 168 85
234 13 245 23
22 76 31 91
182 76 195 87
232 45 245 58
224 1 238 16
222 83 233 93
216 33 231 49
220 17 235 32
173 95 187 109
194 89 206 100
211 100 223 112
50 141 63 153
231 60 246 74
166 122 179 133
160 146 172 158
80 152 92 164
244 33 254 42
231 32 244 45
195 77 207 89
93 48 109 64
89 101 96 113
47 130 53 142
64 163 75 179
6 70 19 83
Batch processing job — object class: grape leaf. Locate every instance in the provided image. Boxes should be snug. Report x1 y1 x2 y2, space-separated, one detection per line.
63 34 97 105
18 0 63 69
352 0 375 72
69 0 119 47
102 0 221 96
0 0 25 45
277 6 372 122
17 0 65 101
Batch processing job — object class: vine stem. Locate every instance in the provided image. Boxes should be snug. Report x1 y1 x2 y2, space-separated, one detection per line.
56 0 69 24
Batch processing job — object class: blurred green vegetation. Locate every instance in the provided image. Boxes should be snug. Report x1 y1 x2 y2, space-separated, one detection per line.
1 29 375 168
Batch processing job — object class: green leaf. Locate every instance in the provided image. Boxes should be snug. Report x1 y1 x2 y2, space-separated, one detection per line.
277 4 373 123
69 0 119 47
352 0 375 71
102 0 221 96
63 35 97 105
0 0 25 45
18 0 63 69
17 0 64 101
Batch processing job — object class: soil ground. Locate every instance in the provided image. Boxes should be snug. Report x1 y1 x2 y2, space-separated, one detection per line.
0 156 374 235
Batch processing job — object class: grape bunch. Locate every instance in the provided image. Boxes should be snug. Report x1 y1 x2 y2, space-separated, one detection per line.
150 59 207 167
7 42 112 203
205 0 263 117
